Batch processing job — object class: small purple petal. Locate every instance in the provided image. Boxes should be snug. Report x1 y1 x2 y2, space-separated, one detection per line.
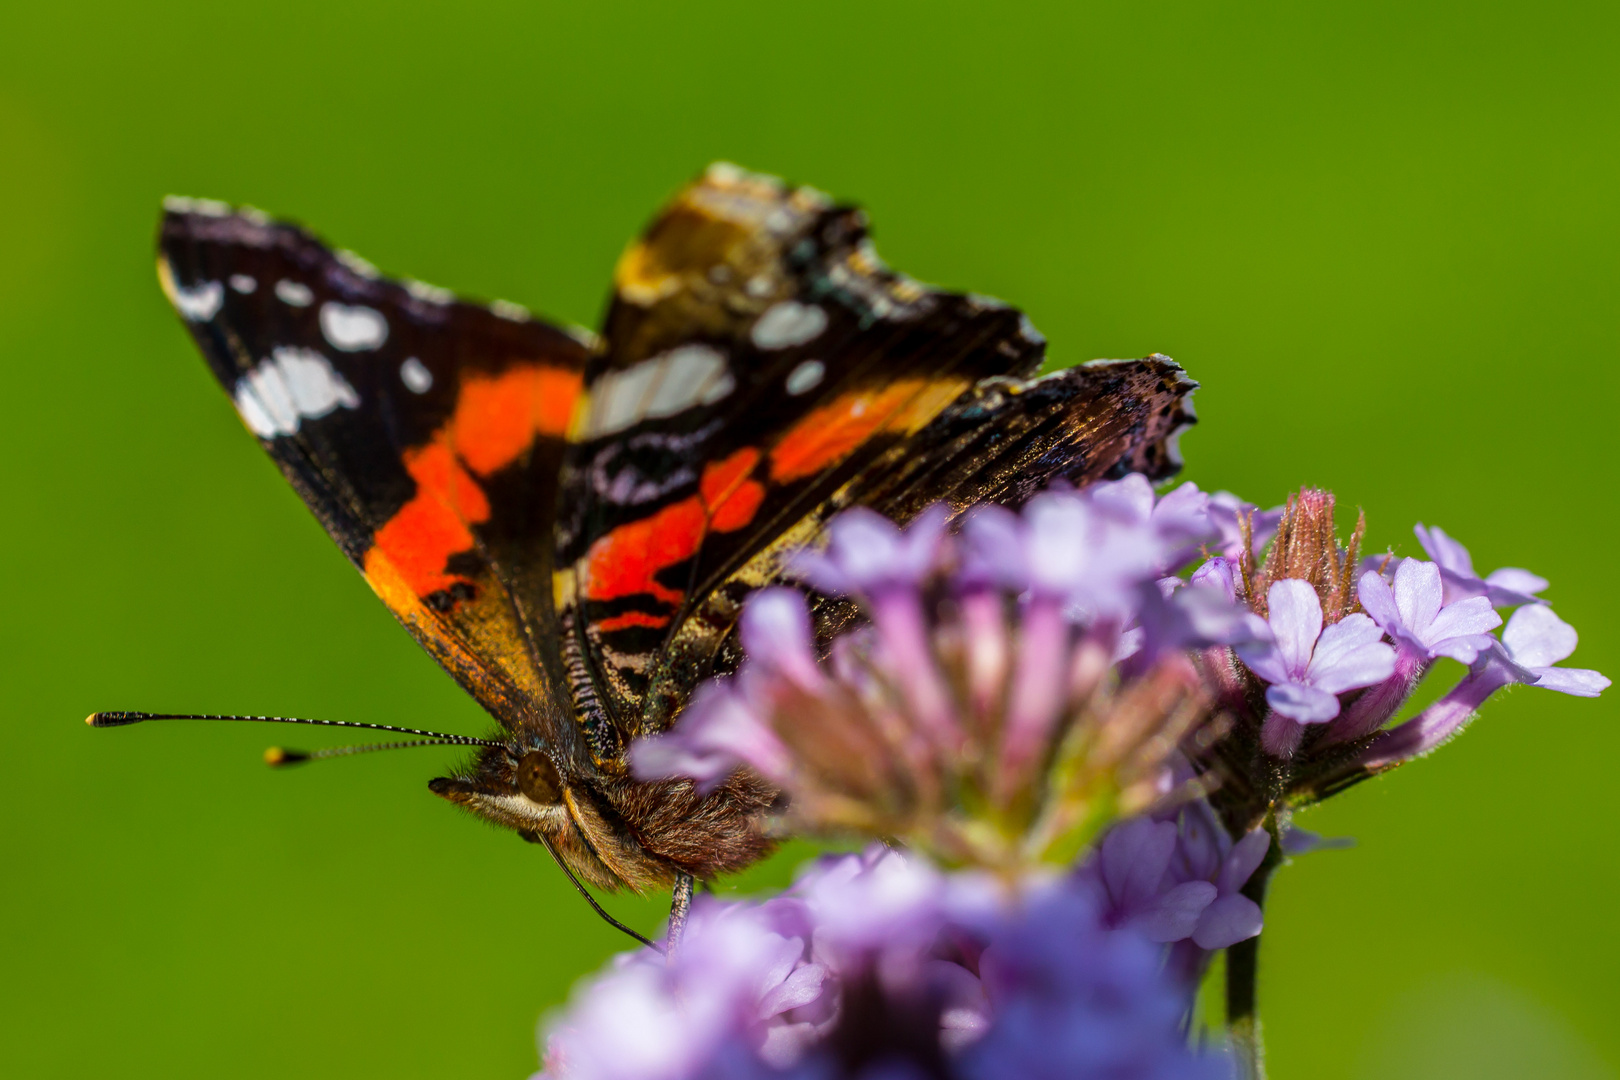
1022 491 1091 595
1485 566 1550 596
1099 818 1177 910
1088 473 1156 524
1265 580 1323 677
1502 603 1578 668
758 962 826 1018
1218 829 1271 896
1527 666 1611 697
1173 585 1269 647
1424 633 1498 665
1234 635 1290 686
1279 826 1354 855
1191 893 1264 950
1356 570 1403 637
1133 881 1217 942
739 588 822 689
1307 614 1395 695
1209 491 1283 559
1425 595 1502 642
1415 523 1548 607
1190 557 1237 602
1150 481 1214 544
793 506 947 596
1265 682 1341 724
1414 523 1476 578
630 684 791 792
959 505 1027 591
1391 559 1443 635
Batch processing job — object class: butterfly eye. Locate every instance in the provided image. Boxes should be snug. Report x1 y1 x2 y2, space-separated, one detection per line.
517 752 563 804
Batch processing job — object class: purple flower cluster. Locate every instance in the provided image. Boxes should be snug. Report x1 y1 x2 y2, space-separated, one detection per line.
538 847 1230 1080
591 478 1607 1080
1198 498 1608 779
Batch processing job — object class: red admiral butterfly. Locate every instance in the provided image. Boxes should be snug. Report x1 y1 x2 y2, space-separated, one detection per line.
94 163 1197 943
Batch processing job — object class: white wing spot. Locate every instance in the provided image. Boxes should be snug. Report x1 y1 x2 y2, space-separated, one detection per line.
751 301 828 349
319 302 389 351
585 344 732 439
785 359 825 396
173 280 224 321
565 324 602 349
232 347 359 438
275 279 314 306
400 357 433 394
228 274 257 294
491 299 531 322
1018 315 1046 346
194 198 232 217
405 279 454 304
336 249 379 279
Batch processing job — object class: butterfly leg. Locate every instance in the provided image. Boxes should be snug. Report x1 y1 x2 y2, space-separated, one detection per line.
667 871 696 954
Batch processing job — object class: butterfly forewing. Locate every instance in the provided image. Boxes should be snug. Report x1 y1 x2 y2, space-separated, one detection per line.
158 203 591 758
553 166 1050 753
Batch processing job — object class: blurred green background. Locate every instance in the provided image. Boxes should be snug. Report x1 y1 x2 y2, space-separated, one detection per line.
3 2 1616 1077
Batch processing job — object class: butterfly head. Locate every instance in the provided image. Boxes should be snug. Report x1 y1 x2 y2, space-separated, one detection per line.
427 740 777 894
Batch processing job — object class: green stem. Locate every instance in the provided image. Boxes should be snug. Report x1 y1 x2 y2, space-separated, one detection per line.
1225 822 1284 1080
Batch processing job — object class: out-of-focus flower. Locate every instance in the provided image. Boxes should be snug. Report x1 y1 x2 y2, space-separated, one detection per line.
1083 817 1221 943
634 485 1249 875
1234 580 1395 753
539 893 829 1080
538 848 1229 1080
1078 805 1266 953
1356 560 1500 664
959 877 1230 1080
1414 523 1548 608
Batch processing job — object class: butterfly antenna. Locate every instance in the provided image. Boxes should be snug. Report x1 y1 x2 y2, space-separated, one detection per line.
532 831 662 953
86 711 501 757
263 738 493 767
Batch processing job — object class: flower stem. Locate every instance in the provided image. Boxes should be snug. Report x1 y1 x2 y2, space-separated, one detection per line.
1225 823 1283 1080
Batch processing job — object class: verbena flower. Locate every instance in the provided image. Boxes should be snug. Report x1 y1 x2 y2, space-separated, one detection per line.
633 483 1255 875
537 847 1230 1080
1356 559 1501 665
1234 579 1395 753
1354 603 1610 770
1413 523 1548 607
1186 487 1606 832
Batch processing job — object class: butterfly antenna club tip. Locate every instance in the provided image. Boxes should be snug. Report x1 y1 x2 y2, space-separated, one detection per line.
264 747 310 767
86 711 150 727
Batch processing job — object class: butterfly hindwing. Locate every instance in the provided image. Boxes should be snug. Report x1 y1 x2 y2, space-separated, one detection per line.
158 202 591 757
660 355 1200 705
552 166 1048 756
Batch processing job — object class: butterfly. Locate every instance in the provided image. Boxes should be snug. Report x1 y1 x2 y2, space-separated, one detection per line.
102 163 1197 942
